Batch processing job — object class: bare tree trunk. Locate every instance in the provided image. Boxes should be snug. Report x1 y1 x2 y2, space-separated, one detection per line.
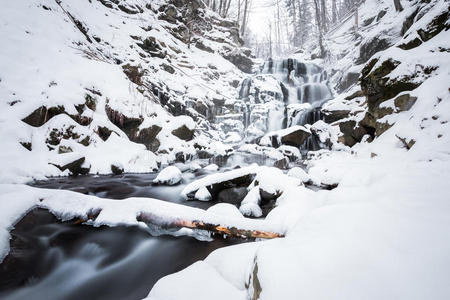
224 0 232 18
393 0 403 12
313 0 325 57
332 0 337 23
320 0 327 32
241 0 249 37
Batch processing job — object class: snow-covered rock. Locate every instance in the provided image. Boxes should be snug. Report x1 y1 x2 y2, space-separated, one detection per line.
194 187 212 201
153 166 182 186
287 167 310 183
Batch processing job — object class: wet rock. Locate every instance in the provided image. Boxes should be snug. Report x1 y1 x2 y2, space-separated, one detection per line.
280 127 311 148
97 126 113 141
172 124 194 141
51 157 90 175
137 37 166 58
20 142 32 151
394 93 417 111
396 135 416 150
356 37 390 65
134 125 162 152
206 174 255 199
105 105 144 136
338 120 370 147
337 72 360 92
223 49 253 74
22 105 65 127
58 145 73 154
273 157 289 169
195 40 214 53
322 109 350 123
122 64 145 85
111 163 124 175
417 10 450 42
217 187 248 205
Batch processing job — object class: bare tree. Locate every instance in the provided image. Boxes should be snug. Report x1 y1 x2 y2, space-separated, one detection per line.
393 0 403 12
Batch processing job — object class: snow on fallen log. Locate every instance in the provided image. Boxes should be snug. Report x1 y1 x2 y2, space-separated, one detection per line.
0 184 283 261
181 165 260 200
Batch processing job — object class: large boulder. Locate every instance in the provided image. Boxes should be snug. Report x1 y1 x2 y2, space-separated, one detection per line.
261 126 311 148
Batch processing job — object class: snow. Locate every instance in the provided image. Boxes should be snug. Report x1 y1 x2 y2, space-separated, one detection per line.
207 203 244 219
239 187 262 217
203 164 219 172
194 187 212 201
181 165 259 199
153 166 182 186
286 167 310 183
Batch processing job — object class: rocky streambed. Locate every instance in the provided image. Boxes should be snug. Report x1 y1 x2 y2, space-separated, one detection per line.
0 154 286 300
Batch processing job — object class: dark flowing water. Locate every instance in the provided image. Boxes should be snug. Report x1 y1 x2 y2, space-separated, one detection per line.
0 161 253 300
0 154 290 299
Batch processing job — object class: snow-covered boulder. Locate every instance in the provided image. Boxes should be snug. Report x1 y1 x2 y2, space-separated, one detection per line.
260 125 311 148
204 164 219 172
194 187 212 201
153 166 182 186
207 203 244 219
239 186 262 217
287 167 310 183
181 165 259 199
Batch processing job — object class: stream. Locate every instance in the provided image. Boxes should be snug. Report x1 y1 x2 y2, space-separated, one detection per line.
0 57 331 299
0 154 276 300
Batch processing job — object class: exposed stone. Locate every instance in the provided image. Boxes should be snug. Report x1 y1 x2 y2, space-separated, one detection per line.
396 135 416 150
51 157 90 175
337 72 360 92
273 157 289 169
280 128 311 148
217 187 248 205
224 50 253 74
20 142 32 151
22 105 65 127
111 164 124 175
172 124 194 141
122 64 145 85
417 10 450 42
58 145 73 154
394 94 417 111
356 37 391 64
133 125 162 152
322 109 350 123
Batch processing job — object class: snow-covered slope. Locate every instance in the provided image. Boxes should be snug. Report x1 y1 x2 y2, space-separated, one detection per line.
147 0 450 299
0 0 251 183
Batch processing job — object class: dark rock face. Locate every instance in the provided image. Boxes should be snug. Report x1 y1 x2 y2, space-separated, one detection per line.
217 187 248 205
273 157 289 169
111 164 124 175
338 120 371 147
280 128 311 148
205 174 256 199
105 105 144 136
356 37 391 65
223 51 253 74
171 125 194 141
134 125 162 152
122 64 145 85
51 157 90 175
22 106 65 127
337 72 360 92
417 9 450 42
322 109 350 124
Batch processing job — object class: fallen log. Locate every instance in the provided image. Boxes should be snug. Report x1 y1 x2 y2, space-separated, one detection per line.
137 212 283 240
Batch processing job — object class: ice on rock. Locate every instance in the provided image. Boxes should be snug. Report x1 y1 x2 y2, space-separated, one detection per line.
194 187 212 201
239 187 262 217
287 167 310 183
153 166 182 186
